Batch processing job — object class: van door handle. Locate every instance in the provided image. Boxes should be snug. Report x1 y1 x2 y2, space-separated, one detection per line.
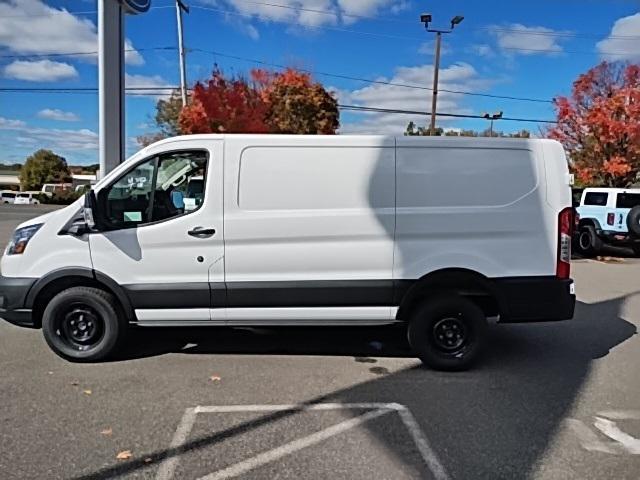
188 227 216 237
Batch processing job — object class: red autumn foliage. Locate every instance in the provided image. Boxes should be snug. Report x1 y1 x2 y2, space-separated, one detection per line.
179 68 270 134
179 67 339 135
548 62 640 187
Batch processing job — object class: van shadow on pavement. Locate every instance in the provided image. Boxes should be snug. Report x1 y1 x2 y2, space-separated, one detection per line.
82 296 636 480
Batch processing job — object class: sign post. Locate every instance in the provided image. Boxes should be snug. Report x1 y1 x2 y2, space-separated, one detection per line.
98 0 150 178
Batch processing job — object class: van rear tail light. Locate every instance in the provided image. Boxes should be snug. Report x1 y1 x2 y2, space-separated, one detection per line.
607 213 615 225
574 211 580 230
557 207 572 279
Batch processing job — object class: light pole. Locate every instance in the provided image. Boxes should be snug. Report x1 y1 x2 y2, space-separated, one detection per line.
420 14 464 136
482 111 503 137
175 0 189 107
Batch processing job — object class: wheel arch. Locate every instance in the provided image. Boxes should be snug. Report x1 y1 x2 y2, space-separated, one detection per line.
25 268 134 328
396 268 505 321
578 217 602 232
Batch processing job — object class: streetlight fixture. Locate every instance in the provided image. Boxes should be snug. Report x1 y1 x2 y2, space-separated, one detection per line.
420 13 464 136
482 111 503 136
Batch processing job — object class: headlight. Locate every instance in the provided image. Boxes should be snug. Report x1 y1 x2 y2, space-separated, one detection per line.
5 223 43 255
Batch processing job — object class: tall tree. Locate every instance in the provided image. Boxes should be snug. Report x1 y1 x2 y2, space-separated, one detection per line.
258 68 339 134
19 149 71 190
179 68 270 134
178 67 339 135
548 61 640 187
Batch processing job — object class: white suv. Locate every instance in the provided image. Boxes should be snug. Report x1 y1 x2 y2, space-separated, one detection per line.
575 187 640 256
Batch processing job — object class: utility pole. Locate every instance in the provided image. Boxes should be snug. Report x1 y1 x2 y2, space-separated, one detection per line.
482 111 503 137
430 31 442 137
420 14 464 136
176 0 189 107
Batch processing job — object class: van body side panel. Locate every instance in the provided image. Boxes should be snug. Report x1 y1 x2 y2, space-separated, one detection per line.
393 139 555 280
223 136 396 308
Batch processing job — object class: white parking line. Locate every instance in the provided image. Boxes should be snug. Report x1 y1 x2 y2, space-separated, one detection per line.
155 407 199 480
198 408 392 480
156 402 449 480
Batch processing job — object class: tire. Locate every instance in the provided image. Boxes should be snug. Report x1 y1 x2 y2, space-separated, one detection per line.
42 286 126 362
577 225 602 257
627 206 640 237
407 295 487 371
632 244 640 257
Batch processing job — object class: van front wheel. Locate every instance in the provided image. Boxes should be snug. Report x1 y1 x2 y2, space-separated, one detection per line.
42 287 126 362
407 295 487 371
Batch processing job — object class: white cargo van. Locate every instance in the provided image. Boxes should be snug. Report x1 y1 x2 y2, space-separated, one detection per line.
0 135 575 370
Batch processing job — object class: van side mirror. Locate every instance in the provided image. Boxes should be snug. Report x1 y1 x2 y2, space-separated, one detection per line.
83 191 104 230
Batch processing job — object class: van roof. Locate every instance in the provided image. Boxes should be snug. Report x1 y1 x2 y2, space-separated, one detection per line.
144 133 556 151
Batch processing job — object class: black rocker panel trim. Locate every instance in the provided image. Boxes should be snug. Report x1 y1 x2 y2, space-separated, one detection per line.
224 280 394 308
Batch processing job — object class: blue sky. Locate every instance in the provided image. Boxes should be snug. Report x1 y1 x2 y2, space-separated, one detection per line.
1 0 639 165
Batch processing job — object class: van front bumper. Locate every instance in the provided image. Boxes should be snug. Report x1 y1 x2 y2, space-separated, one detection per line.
0 275 36 328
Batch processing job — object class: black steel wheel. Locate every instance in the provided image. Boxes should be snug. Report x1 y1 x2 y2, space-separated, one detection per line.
42 286 126 362
408 295 487 371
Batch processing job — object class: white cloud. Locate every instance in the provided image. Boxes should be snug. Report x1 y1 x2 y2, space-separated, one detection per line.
0 117 27 129
470 44 495 58
0 116 97 151
37 109 80 122
339 62 493 134
124 39 145 66
337 0 397 18
4 59 78 81
0 0 143 65
206 0 408 32
489 23 568 55
418 40 452 56
597 13 640 61
125 73 173 98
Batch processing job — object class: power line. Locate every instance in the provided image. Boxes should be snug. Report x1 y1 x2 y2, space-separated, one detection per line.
3 0 639 42
1 4 635 60
206 0 640 40
0 4 175 18
0 46 177 59
0 46 556 104
339 105 556 123
190 5 639 56
0 86 556 123
190 47 554 104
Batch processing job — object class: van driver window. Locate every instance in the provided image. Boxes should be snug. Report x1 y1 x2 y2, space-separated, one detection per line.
103 151 207 227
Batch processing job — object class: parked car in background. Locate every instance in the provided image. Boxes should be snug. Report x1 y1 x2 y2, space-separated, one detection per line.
13 192 41 205
41 183 73 198
1 191 16 204
575 187 640 256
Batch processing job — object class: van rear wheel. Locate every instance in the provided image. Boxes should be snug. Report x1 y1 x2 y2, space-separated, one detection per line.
407 295 487 371
42 287 126 362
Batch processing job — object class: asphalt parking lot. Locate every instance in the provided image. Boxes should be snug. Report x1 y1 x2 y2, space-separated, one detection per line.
0 204 639 479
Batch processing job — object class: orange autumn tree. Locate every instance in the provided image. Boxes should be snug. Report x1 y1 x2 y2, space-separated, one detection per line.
548 62 640 187
179 67 339 135
179 68 270 134
256 68 340 134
